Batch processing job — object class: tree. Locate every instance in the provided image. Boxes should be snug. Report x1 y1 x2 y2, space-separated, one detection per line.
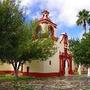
12 24 55 77
69 39 83 64
0 0 55 77
69 32 90 76
76 9 90 33
81 32 90 66
0 0 24 77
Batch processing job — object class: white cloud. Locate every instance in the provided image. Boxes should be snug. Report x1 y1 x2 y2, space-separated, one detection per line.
20 0 34 7
20 0 90 27
59 0 90 26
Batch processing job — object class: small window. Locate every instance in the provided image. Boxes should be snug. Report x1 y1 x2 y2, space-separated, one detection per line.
27 66 29 73
49 61 51 65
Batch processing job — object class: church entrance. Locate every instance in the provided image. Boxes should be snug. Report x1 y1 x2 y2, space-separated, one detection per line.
59 33 73 76
59 53 73 76
64 60 69 76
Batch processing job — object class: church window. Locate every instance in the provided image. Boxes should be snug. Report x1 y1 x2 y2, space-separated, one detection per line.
49 61 51 65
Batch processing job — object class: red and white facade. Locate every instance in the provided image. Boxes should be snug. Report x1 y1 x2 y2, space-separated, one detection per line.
22 10 74 77
0 10 75 77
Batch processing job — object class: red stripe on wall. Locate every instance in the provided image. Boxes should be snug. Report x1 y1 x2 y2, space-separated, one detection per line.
23 72 60 77
0 71 21 75
0 71 14 74
0 70 60 77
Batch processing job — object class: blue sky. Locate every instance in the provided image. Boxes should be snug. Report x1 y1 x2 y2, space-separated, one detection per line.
20 0 90 39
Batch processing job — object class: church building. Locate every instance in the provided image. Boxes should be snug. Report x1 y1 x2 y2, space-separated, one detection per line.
22 10 74 77
0 10 75 77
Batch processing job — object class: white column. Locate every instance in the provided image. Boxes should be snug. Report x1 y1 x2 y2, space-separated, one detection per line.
78 64 81 75
65 60 68 76
88 68 90 76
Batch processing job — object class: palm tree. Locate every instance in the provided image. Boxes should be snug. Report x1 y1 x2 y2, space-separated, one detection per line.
76 9 90 33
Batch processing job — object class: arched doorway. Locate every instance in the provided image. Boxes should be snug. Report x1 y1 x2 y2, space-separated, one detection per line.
59 53 73 76
64 60 69 76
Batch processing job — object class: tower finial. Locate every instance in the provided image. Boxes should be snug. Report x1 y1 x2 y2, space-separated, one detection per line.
41 10 49 19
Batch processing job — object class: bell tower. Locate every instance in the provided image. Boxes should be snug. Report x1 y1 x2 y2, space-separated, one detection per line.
36 10 57 40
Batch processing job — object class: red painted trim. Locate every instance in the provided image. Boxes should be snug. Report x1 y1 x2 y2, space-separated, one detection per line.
0 70 73 77
23 72 59 77
0 70 14 74
0 70 60 77
0 70 21 75
39 19 57 28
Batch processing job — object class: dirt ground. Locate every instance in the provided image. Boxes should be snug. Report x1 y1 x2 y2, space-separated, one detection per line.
0 75 90 90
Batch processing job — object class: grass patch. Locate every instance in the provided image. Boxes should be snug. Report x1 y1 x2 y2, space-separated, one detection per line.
0 74 47 90
0 74 38 81
0 74 37 90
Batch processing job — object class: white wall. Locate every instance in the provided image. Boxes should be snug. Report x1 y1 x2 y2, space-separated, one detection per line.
0 63 13 71
0 34 75 74
23 35 65 73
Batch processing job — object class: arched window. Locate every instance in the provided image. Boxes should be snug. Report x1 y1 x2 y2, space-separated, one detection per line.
48 29 52 37
40 24 49 38
48 26 54 37
36 25 42 38
37 29 41 38
35 25 54 39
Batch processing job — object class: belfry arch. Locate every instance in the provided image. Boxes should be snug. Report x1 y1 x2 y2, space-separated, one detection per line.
38 10 57 41
48 25 56 40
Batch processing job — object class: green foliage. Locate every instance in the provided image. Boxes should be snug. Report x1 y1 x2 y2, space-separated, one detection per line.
18 23 56 61
0 0 24 77
81 32 90 66
29 19 39 36
29 38 56 60
0 74 38 81
74 9 90 66
0 0 24 60
69 39 81 64
70 32 90 66
0 0 55 77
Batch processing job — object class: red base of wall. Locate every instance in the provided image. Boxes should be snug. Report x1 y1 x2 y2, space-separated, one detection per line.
23 72 59 77
0 71 60 77
0 71 73 77
0 71 14 74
